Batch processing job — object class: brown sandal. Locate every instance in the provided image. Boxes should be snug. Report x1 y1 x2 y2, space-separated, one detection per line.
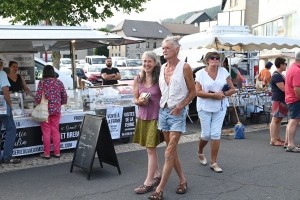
152 176 161 187
176 182 187 194
148 191 163 200
134 184 154 194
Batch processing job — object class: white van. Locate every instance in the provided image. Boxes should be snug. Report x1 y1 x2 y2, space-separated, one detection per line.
34 57 74 89
85 55 107 68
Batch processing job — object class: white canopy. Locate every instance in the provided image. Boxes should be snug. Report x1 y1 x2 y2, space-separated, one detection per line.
0 25 144 52
152 47 216 68
179 26 300 52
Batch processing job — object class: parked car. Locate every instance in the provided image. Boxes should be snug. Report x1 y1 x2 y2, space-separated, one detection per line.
34 57 74 89
76 59 86 68
69 67 88 80
35 57 92 90
85 55 106 68
84 66 103 85
188 65 206 116
117 67 142 94
111 56 128 67
76 68 88 80
127 59 142 67
60 58 72 67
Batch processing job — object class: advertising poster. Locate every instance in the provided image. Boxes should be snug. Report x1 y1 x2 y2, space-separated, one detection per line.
1 53 35 88
98 106 136 139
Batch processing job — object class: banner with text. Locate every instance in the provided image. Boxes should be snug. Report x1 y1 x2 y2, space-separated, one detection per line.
100 106 136 139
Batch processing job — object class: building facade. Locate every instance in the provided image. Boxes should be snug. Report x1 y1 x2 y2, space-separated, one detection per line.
109 20 172 59
221 0 259 32
252 0 300 70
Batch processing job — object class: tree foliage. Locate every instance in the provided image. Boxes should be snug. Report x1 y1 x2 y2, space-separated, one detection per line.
0 0 150 25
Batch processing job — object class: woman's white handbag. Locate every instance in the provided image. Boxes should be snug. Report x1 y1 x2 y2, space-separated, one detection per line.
31 90 49 122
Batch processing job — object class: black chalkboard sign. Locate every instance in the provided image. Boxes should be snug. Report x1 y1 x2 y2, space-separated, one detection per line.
70 114 121 180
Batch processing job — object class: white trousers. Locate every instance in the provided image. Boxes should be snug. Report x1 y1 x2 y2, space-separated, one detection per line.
198 108 227 140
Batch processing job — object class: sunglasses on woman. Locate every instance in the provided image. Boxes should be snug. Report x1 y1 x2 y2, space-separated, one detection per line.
209 56 220 60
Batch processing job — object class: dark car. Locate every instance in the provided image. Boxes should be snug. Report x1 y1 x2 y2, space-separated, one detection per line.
76 68 88 79
188 66 206 115
69 67 88 80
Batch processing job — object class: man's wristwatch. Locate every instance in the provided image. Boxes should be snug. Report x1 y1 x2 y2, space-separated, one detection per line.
223 91 226 96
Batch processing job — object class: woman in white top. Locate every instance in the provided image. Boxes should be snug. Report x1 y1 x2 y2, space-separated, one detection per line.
195 52 235 173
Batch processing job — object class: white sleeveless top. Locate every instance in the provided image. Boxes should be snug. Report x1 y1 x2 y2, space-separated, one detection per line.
159 60 188 108
195 67 229 112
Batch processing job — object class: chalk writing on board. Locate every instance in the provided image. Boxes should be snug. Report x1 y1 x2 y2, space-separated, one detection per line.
76 123 96 165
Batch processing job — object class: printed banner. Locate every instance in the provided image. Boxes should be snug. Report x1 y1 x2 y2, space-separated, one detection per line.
0 112 91 157
97 106 136 139
106 107 123 139
120 106 136 138
1 53 35 86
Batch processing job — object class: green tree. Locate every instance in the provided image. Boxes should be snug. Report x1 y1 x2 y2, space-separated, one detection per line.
93 27 110 56
106 24 115 30
0 0 149 25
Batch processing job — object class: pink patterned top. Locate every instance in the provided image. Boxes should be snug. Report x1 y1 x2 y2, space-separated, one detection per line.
137 75 161 120
35 78 68 115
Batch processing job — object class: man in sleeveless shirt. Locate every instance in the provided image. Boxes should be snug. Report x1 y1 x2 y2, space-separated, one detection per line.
149 36 195 199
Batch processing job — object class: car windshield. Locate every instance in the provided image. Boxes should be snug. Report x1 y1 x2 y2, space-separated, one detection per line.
127 59 142 67
120 69 141 80
61 60 71 64
88 66 102 72
92 58 106 64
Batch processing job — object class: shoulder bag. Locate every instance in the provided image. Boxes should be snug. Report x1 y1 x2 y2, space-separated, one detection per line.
31 81 49 122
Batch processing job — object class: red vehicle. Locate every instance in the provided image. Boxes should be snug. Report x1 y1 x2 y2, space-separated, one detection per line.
84 66 103 85
117 67 142 94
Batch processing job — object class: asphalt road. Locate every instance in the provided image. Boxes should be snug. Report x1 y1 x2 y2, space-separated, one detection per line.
1 117 300 200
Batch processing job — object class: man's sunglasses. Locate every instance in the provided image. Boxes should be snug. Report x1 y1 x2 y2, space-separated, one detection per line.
209 56 220 60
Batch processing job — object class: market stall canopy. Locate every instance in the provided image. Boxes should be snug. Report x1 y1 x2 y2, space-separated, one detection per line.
0 25 145 52
153 47 216 68
179 25 300 52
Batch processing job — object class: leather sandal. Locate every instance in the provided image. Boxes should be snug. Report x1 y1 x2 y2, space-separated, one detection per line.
152 176 161 187
176 182 187 194
286 146 300 153
148 191 163 200
197 152 207 165
135 184 154 194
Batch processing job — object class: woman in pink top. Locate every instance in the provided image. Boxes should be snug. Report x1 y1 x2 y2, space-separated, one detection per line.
133 51 162 194
35 65 68 159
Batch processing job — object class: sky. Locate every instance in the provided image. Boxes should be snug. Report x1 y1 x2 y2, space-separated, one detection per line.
0 0 222 28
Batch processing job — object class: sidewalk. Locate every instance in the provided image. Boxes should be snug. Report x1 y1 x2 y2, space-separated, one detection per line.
0 122 270 174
